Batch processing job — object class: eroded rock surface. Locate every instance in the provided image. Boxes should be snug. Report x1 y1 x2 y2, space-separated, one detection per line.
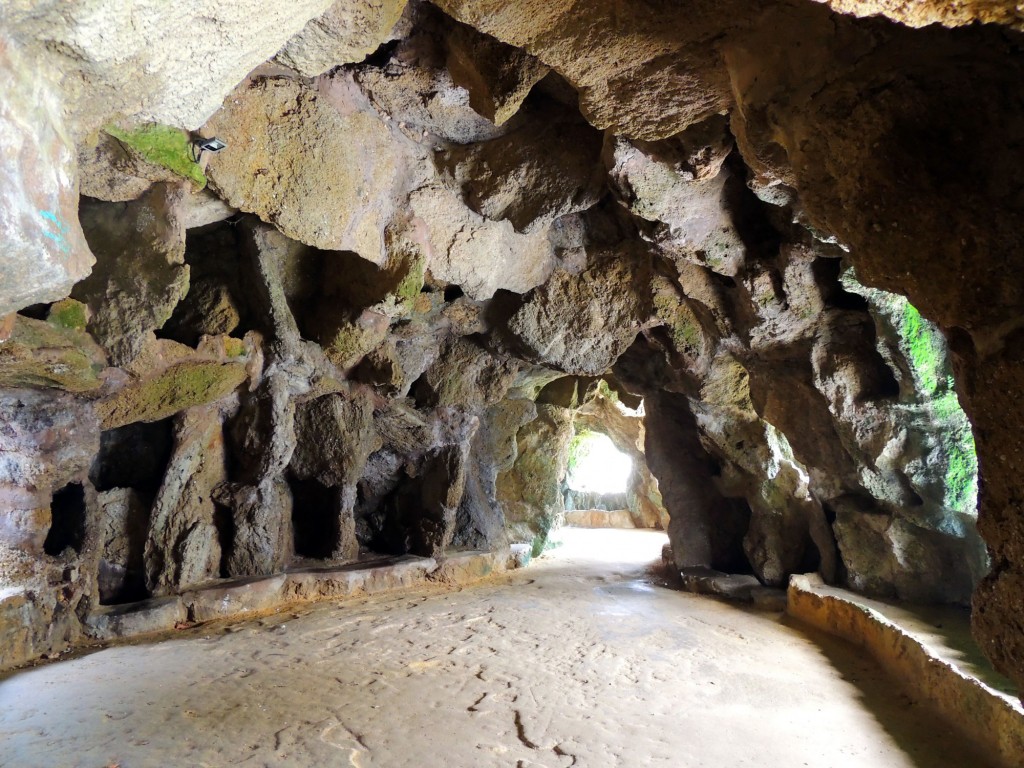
1 0 1021 705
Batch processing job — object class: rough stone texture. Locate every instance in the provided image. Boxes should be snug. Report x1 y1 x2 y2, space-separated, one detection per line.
409 185 556 300
0 390 99 554
456 397 536 550
77 131 181 203
354 15 512 145
431 0 739 140
74 184 190 367
1 0 335 132
144 405 228 595
506 251 653 376
565 509 635 529
96 356 248 431
0 314 107 393
497 403 573 553
204 75 412 261
96 488 150 604
812 0 1024 30
290 390 381 561
444 19 549 126
0 38 93 315
435 102 605 233
276 0 409 77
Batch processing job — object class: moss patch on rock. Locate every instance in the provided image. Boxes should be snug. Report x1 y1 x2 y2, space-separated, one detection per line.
0 315 106 392
46 299 89 331
97 361 247 429
104 124 207 189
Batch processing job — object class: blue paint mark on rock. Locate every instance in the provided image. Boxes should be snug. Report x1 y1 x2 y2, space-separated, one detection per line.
39 209 70 253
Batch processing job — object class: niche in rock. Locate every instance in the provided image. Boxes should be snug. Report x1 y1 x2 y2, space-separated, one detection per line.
161 221 246 347
43 483 86 556
288 474 344 561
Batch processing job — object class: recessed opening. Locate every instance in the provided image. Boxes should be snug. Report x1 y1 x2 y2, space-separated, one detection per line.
91 419 174 495
44 483 87 556
289 474 342 560
443 284 464 302
567 430 632 496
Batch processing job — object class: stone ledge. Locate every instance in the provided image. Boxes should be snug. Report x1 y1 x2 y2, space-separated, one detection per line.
81 551 510 644
84 596 187 638
564 509 636 528
788 573 1024 768
678 566 787 611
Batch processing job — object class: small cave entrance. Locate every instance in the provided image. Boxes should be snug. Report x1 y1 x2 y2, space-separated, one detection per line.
44 483 87 556
288 474 343 561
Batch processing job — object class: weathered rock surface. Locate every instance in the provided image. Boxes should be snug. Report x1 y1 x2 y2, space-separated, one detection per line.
144 405 228 594
444 19 549 126
0 39 93 315
97 488 150 604
410 186 556 300
0 313 107 393
205 75 412 261
0 390 99 554
431 0 739 140
74 185 190 367
497 403 572 553
276 0 408 77
812 0 1024 29
1 0 336 131
506 252 653 376
435 103 605 233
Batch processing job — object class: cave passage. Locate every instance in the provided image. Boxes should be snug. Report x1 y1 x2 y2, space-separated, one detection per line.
0 528 999 768
2 0 1024 764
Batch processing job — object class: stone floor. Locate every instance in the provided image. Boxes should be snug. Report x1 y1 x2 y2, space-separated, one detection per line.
0 529 997 767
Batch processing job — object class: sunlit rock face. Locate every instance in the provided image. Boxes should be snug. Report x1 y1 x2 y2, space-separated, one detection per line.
0 0 1022 700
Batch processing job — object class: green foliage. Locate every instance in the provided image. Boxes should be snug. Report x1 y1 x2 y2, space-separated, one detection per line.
934 391 979 513
595 379 619 403
567 428 596 476
900 303 944 395
104 123 207 188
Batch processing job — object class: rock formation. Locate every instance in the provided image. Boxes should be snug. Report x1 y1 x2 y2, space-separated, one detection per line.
0 0 1021 705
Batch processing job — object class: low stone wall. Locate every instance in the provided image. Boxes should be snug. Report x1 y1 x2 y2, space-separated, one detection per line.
788 573 1024 768
564 509 636 529
1 550 512 673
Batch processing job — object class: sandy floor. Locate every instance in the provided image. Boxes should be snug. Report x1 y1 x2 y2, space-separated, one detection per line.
0 529 996 768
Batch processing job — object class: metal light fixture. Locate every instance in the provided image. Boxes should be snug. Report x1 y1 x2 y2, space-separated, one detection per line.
191 136 227 160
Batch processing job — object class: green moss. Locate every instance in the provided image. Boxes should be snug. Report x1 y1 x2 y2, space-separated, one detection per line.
653 291 702 352
104 123 207 188
567 428 596 477
46 299 89 331
395 253 426 305
324 323 386 370
223 337 247 358
0 316 104 392
98 361 247 429
901 302 944 395
933 391 979 513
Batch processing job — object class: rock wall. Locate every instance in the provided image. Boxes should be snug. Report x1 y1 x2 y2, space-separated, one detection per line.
0 0 1019 697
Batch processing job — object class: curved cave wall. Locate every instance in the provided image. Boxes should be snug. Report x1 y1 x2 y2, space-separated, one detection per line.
0 0 1021 697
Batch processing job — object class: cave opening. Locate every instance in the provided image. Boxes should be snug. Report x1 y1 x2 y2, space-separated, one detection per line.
288 474 344 561
43 483 86 557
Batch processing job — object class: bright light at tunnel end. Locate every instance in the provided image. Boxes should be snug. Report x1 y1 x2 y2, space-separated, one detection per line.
568 432 633 495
